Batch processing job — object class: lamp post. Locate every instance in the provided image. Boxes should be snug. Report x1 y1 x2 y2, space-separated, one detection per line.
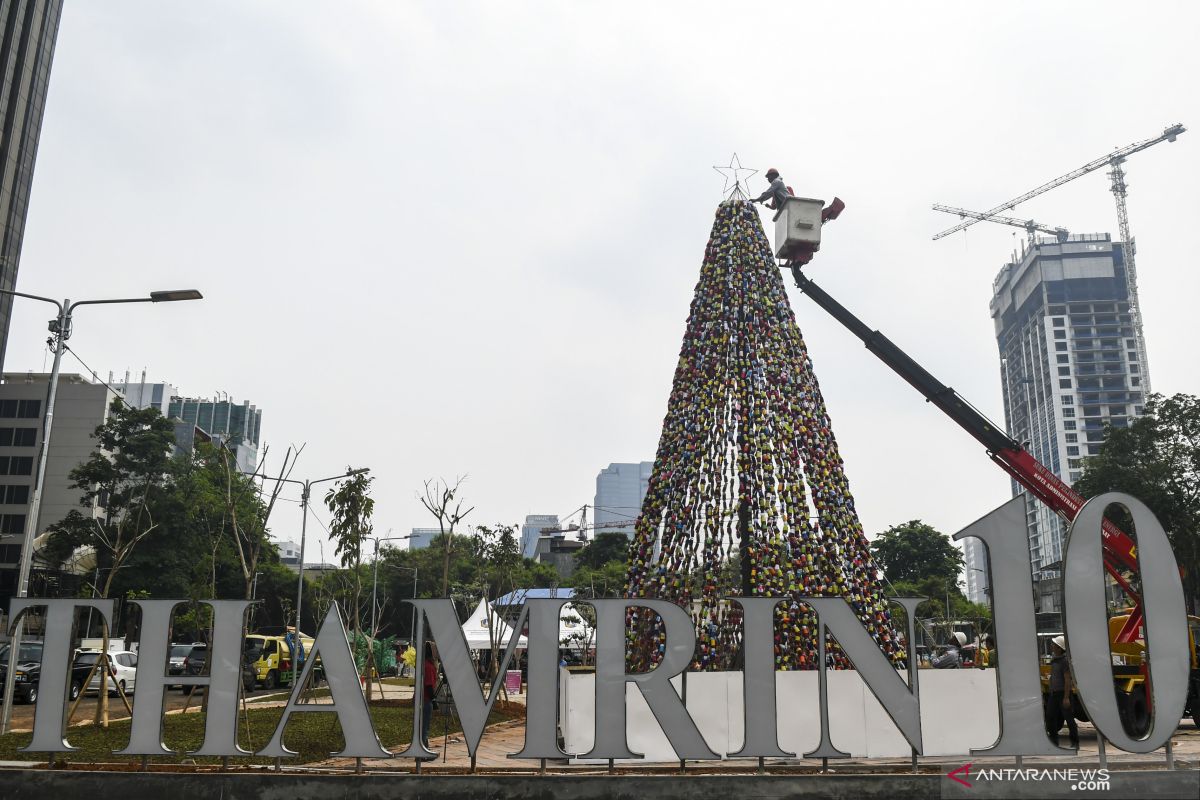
0 287 203 735
368 535 415 638
262 468 367 687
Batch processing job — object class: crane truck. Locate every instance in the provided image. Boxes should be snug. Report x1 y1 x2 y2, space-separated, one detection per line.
788 267 1199 733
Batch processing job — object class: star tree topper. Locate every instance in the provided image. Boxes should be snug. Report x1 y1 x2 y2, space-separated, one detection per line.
712 152 758 200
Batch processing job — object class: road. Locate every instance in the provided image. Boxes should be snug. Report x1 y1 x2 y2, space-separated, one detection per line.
4 684 285 733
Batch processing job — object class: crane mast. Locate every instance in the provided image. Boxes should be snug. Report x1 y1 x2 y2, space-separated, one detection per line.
1108 158 1151 393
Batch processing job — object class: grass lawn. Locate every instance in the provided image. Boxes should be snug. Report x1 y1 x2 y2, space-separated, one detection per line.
0 700 519 766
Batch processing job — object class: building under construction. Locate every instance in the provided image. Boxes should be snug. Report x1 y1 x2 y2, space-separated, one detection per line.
963 233 1148 611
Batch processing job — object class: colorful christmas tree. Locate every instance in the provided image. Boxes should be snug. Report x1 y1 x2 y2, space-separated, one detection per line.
624 198 905 671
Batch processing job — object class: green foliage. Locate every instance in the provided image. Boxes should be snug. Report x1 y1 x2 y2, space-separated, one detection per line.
325 470 375 572
574 532 631 571
46 400 178 597
1074 392 1200 609
870 520 963 585
568 559 627 598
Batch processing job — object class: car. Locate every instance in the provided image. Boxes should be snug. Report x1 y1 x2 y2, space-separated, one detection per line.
81 649 138 697
179 644 256 693
168 643 201 689
0 642 96 704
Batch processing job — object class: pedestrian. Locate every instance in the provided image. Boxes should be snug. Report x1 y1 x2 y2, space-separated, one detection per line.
977 634 995 668
931 631 967 668
420 642 438 754
1045 635 1079 748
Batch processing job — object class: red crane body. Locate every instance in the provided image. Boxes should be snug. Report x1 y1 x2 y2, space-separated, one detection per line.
793 274 1143 643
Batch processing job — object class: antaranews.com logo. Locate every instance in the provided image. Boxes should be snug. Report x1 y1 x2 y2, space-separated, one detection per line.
948 763 1112 791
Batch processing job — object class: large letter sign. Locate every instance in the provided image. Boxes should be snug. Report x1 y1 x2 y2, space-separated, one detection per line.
1064 492 1189 752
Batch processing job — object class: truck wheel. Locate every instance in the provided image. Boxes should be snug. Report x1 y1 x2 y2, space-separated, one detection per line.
1119 690 1150 737
264 670 278 691
24 686 37 705
69 681 81 701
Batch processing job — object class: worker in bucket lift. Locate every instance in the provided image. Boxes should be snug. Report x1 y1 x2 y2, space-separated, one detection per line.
753 168 846 286
752 167 791 210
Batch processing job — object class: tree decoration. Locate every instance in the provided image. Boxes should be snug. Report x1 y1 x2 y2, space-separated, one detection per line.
624 199 905 671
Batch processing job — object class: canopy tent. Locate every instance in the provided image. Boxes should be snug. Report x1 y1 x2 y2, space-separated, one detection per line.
461 598 528 650
557 603 594 652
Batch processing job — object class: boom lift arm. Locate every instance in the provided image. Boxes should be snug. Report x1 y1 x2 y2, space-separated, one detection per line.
793 273 1145 642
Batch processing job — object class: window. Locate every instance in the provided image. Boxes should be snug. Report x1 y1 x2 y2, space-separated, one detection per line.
1063 421 1076 430
1130 364 1139 373
0 514 25 534
0 485 29 505
1055 343 1068 352
1066 433 1078 443
1128 352 1138 362
1057 354 1069 363
0 400 14 418
1132 377 1141 386
1063 408 1075 418
1054 330 1066 339
16 400 39 419
1061 395 1074 405
0 428 36 447
1069 471 1081 483
1058 367 1071 376
7 457 32 475
1067 446 1079 456
1059 379 1071 388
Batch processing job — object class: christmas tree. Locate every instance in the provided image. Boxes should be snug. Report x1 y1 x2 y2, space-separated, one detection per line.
624 198 905 671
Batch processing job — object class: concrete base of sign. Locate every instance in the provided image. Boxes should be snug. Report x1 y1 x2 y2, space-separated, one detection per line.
562 669 1000 761
4 767 1198 800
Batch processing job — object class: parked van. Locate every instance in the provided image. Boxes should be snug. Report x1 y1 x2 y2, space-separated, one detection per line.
243 632 314 690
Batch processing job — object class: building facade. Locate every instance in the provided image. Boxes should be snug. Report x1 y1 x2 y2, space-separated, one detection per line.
110 378 177 418
965 234 1148 610
276 539 301 571
168 395 262 473
408 528 438 550
0 0 64 371
521 514 559 559
593 461 653 536
0 373 118 613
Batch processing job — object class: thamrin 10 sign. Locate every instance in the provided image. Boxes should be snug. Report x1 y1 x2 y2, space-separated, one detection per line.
6 492 1191 762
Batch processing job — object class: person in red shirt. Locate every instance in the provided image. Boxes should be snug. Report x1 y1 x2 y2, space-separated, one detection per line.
421 642 438 750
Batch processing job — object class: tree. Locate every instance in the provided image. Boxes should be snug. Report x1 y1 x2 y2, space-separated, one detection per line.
1074 393 1200 612
324 469 375 641
45 399 175 726
574 532 631 571
870 520 963 585
418 476 474 597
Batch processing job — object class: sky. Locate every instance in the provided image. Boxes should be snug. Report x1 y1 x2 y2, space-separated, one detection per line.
8 2 1200 567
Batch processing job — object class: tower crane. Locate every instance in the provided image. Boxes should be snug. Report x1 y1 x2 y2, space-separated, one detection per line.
931 204 1069 243
933 122 1186 394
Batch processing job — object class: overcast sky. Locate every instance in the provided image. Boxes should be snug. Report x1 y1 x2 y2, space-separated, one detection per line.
8 2 1199 566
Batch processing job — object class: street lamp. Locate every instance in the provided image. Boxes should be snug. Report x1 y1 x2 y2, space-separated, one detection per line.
368 535 416 639
258 468 367 687
0 287 203 735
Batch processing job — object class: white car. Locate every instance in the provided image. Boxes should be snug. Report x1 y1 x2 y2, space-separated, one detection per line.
80 650 138 696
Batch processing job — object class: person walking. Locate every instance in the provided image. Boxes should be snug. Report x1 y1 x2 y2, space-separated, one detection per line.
1045 636 1079 748
420 642 438 754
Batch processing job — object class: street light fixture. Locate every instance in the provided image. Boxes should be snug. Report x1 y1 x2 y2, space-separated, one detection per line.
0 287 203 734
254 468 368 687
368 535 417 640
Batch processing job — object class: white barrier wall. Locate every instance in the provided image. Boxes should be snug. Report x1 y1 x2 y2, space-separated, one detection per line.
562 669 1000 762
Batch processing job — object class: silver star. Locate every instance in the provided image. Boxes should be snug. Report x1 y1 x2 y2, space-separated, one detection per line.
712 152 758 199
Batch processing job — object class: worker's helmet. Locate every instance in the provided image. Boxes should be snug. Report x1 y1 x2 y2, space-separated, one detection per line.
1052 635 1066 651
765 168 780 180
953 631 968 647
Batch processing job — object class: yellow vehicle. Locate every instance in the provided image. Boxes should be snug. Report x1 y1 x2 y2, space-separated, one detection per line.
244 632 315 690
1041 613 1200 734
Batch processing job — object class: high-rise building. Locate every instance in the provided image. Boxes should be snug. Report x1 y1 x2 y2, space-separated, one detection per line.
0 1 65 371
521 514 559 558
408 528 438 550
168 395 262 473
0 373 119 614
110 377 177 418
965 234 1148 610
593 461 653 537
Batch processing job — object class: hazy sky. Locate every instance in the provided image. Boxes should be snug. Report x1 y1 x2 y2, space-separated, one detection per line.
9 2 1199 566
